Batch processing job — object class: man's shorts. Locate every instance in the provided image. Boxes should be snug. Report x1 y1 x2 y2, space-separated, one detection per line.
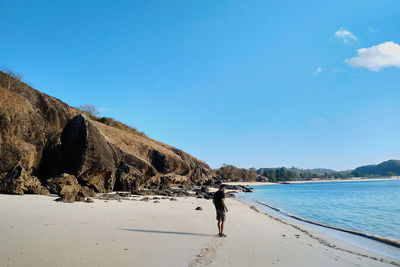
216 209 226 221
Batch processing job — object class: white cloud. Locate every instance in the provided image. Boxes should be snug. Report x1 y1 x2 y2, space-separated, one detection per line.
346 41 400 71
334 29 357 43
312 67 323 76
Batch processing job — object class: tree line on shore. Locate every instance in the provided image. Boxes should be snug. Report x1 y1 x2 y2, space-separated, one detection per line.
215 160 400 182
215 165 349 183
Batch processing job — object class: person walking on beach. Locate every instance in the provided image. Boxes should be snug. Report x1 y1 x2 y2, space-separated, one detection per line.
213 184 228 237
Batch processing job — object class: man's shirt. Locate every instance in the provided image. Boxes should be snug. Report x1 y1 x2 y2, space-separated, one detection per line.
213 190 225 210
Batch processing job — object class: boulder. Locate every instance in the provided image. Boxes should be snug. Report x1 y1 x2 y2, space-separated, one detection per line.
61 115 116 192
200 186 209 193
78 186 96 198
84 198 94 203
225 193 236 198
241 186 253 193
46 173 82 202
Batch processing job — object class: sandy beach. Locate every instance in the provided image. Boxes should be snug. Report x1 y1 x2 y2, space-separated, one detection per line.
0 194 398 267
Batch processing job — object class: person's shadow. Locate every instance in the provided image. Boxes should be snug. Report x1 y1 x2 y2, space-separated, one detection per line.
120 228 216 237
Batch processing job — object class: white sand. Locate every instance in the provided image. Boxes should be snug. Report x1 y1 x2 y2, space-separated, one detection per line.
0 194 398 267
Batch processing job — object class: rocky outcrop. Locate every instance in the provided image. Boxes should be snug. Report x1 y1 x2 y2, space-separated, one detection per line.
0 72 75 176
0 71 215 199
58 114 214 192
46 173 96 202
0 166 49 195
61 115 117 192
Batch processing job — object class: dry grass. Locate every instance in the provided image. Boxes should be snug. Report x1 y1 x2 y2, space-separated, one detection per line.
0 69 23 90
92 120 179 160
95 117 146 137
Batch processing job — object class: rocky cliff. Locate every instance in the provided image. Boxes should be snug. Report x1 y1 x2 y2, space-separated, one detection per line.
0 71 214 199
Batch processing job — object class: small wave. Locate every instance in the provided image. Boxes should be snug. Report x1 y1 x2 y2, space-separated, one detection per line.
255 200 400 248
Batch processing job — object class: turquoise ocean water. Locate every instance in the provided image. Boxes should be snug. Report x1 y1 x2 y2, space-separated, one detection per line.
238 180 400 243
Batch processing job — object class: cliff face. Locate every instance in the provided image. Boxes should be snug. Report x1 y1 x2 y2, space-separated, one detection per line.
0 71 214 196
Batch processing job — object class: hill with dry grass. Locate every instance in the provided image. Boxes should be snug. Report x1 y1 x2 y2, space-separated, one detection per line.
0 70 214 200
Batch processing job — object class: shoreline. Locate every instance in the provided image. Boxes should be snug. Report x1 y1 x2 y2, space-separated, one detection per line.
225 177 400 186
235 198 400 265
1 193 399 266
253 200 400 248
234 179 400 262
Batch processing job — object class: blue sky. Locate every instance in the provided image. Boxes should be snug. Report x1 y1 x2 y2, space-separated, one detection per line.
1 0 400 170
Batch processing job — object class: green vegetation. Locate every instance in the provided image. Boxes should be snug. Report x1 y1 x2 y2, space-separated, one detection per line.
215 165 258 182
255 167 351 182
214 164 380 183
351 160 400 177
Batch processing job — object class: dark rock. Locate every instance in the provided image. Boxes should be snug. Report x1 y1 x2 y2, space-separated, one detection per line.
84 198 94 203
159 175 172 191
141 197 150 201
132 189 156 196
131 190 142 196
242 186 253 193
153 200 160 203
96 193 118 200
225 185 242 190
61 115 116 192
78 186 96 198
0 166 49 195
173 189 192 197
116 192 131 197
224 184 253 192
170 197 178 201
195 206 203 210
200 186 209 193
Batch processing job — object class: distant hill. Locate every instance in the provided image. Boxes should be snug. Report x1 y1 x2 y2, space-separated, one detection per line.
216 160 400 183
351 160 400 177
